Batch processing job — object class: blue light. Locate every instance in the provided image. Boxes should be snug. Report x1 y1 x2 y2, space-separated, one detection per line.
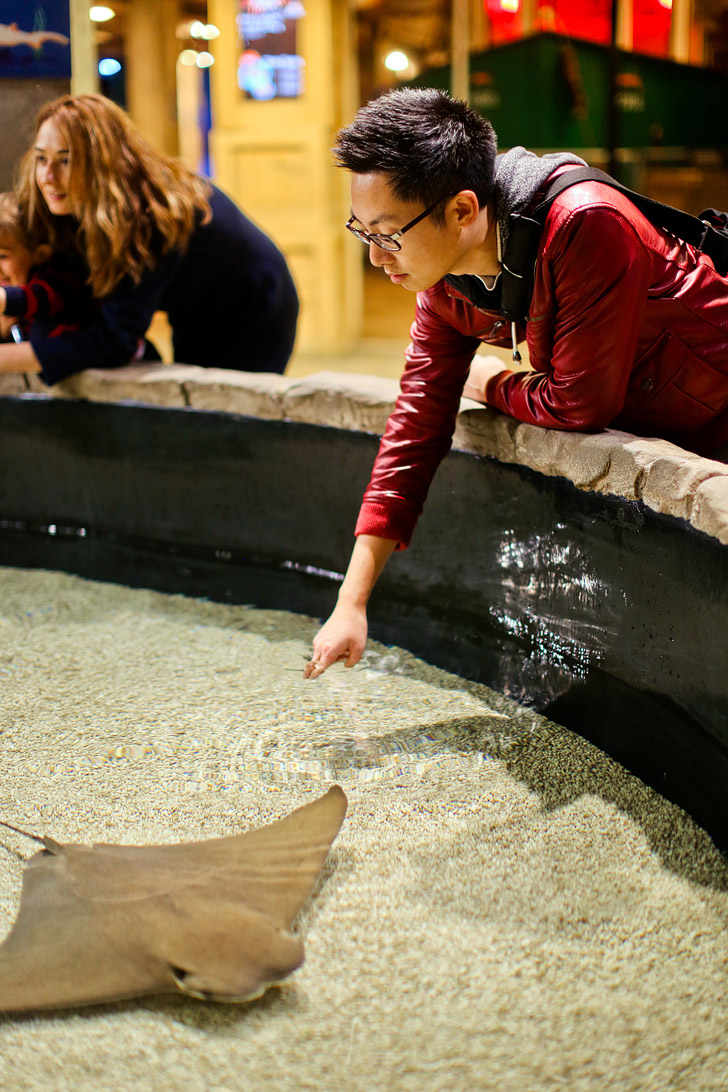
98 58 122 77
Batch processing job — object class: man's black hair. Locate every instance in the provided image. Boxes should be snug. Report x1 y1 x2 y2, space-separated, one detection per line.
333 87 498 221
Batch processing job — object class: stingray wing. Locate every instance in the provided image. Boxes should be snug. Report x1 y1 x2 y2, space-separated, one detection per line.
0 785 347 1012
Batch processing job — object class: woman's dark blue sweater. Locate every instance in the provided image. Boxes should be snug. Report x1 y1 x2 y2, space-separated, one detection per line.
32 183 299 384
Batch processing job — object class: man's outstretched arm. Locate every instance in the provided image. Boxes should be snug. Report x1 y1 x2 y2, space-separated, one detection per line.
304 534 397 679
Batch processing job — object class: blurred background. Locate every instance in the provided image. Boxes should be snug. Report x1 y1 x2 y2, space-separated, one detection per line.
1 0 727 376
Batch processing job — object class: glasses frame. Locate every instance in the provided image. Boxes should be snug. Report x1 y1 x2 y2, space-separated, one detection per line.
345 195 448 252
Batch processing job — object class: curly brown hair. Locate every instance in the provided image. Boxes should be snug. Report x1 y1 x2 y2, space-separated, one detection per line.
16 93 211 298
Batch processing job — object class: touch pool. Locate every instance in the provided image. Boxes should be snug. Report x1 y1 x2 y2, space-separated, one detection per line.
0 394 725 850
0 568 726 1092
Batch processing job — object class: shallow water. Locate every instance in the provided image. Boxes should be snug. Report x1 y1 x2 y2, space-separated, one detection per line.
0 567 726 1092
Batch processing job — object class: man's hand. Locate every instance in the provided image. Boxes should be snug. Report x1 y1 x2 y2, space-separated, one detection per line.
303 534 397 680
462 355 508 403
304 601 368 679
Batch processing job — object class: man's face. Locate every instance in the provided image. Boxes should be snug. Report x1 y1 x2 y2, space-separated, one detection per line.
349 172 462 293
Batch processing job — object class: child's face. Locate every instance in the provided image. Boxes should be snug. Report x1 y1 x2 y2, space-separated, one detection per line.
0 239 36 287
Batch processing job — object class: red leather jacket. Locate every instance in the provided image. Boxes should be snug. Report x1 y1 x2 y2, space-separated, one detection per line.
356 178 728 548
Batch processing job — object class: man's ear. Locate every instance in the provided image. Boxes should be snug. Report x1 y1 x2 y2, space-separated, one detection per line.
33 243 52 265
446 190 480 228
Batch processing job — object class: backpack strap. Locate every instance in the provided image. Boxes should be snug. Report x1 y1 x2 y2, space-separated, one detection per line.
500 165 728 326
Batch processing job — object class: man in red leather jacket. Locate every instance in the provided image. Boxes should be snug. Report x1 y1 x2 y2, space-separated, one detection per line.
304 87 728 679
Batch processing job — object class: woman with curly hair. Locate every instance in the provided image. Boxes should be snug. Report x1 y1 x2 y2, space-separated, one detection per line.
0 93 298 383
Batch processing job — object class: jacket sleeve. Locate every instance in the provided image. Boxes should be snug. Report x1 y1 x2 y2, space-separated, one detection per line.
3 282 52 321
30 249 181 386
4 268 85 322
354 291 480 549
485 203 650 430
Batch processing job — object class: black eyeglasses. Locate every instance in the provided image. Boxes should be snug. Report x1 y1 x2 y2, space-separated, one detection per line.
345 195 448 252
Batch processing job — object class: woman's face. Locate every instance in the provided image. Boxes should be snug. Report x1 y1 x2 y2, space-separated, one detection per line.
34 118 74 216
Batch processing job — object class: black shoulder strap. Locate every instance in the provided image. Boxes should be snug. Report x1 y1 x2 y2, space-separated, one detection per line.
531 166 717 246
500 165 728 326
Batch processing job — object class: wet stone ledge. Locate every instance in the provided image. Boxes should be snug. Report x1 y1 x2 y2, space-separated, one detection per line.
2 362 727 546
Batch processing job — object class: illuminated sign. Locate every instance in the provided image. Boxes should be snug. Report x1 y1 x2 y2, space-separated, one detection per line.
237 1 305 101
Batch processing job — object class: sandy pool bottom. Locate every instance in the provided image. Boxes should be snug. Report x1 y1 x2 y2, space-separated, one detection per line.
0 567 726 1092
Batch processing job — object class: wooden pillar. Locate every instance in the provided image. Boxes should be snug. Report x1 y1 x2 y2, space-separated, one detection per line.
521 0 538 36
669 0 692 63
208 0 361 355
469 0 489 50
125 0 180 156
69 0 99 94
616 0 633 51
451 0 470 102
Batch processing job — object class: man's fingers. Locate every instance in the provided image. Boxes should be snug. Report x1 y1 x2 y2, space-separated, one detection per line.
305 657 329 678
303 649 348 679
303 656 323 679
345 642 365 668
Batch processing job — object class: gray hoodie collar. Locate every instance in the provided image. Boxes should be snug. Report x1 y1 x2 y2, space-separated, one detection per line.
494 145 587 252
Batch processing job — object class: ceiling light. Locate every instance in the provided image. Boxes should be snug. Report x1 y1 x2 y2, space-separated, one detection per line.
384 50 409 72
90 6 115 21
201 24 220 40
196 51 214 68
179 49 198 66
98 57 121 76
190 20 206 38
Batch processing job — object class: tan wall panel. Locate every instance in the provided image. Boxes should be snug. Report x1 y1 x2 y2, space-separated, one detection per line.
276 228 360 354
220 140 325 220
211 132 338 222
208 0 361 355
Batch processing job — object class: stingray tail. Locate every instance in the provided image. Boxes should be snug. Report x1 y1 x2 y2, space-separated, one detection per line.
0 818 45 844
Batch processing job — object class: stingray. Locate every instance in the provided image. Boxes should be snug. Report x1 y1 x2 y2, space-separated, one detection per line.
0 785 347 1014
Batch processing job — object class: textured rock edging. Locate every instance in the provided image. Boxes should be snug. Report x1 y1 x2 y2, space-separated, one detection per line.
2 363 727 545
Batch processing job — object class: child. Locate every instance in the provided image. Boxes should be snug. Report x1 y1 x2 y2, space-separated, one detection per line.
0 191 92 344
